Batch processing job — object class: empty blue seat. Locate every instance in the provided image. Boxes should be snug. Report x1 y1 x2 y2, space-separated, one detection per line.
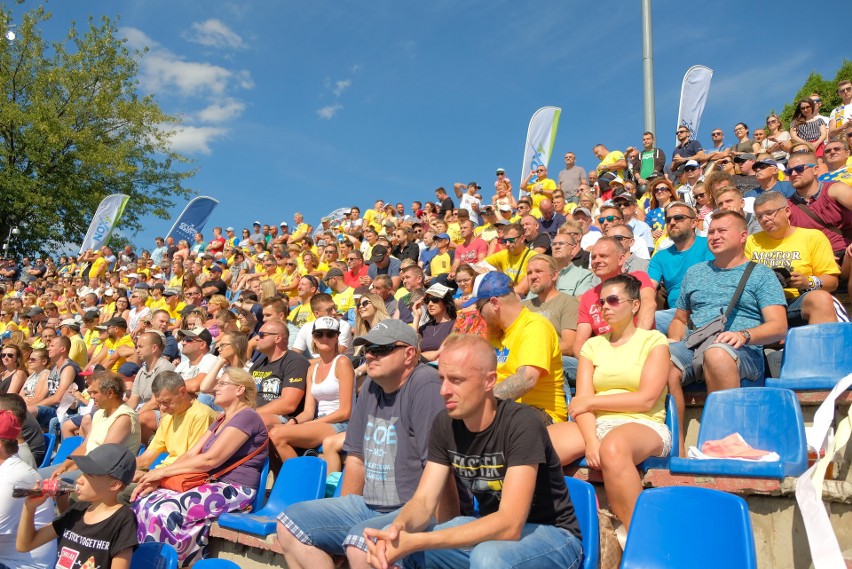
564 477 599 569
217 456 327 536
766 322 852 390
250 457 270 513
191 560 240 569
573 394 678 472
669 387 807 478
149 451 169 469
621 487 756 568
130 542 179 569
51 435 83 465
39 433 56 468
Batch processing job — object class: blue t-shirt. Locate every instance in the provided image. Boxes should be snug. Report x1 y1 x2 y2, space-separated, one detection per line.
744 180 795 199
677 261 785 353
647 236 714 306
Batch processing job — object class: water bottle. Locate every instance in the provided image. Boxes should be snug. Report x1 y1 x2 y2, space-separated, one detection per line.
11 479 75 498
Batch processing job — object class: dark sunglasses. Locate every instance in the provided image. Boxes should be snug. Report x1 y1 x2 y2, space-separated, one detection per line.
717 160 732 166
365 343 407 357
256 331 280 339
498 237 520 244
597 295 631 307
693 193 707 199
788 164 816 174
424 297 444 304
677 130 688 135
598 215 621 224
0 353 16 358
312 330 339 339
653 186 670 193
665 214 695 224
683 166 698 172
358 300 372 308
611 235 631 241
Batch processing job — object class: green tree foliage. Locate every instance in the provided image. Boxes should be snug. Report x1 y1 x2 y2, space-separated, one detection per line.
778 59 852 128
0 6 195 257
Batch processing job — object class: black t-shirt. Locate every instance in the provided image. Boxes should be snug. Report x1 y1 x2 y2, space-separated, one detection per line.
203 278 227 299
53 502 138 569
22 411 45 466
529 233 552 255
428 399 581 537
572 250 591 269
392 242 420 263
249 350 310 413
438 197 455 216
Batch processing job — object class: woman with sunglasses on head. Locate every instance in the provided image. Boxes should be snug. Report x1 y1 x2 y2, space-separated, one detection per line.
547 274 670 532
790 99 828 158
410 283 456 362
0 344 27 395
20 348 50 409
646 178 675 247
764 114 791 164
268 317 353 470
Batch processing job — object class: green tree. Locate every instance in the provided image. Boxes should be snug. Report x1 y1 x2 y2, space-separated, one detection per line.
0 5 195 257
779 59 852 129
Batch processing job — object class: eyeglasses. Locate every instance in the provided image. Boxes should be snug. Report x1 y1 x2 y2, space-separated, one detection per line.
788 163 816 175
665 214 695 224
693 193 707 199
536 169 546 173
496 172 505 176
365 343 407 357
840 87 852 94
717 160 732 166
498 236 520 244
766 119 779 124
214 380 237 388
285 262 296 267
677 130 688 134
257 331 280 339
551 240 572 247
596 295 631 307
755 205 787 220
811 98 821 103
598 215 621 224
824 146 847 154
611 235 631 241
712 132 723 136
358 300 372 308
424 296 444 304
27 357 41 362
312 330 339 339
1 353 16 359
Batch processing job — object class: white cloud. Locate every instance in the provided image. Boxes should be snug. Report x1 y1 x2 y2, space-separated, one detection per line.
184 19 246 49
197 99 246 123
163 124 229 155
333 79 352 97
317 104 343 120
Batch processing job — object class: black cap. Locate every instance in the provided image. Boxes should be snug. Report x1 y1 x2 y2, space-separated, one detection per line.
105 317 128 328
324 268 344 280
72 443 136 486
370 245 389 263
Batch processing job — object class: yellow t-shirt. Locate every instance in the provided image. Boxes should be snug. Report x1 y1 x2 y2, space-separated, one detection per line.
69 335 89 369
168 275 183 289
597 150 628 180
89 256 107 279
484 249 539 285
147 297 169 312
580 328 668 423
430 252 452 276
147 399 218 467
83 328 101 350
331 286 356 315
362 209 382 232
104 334 135 372
447 223 463 244
475 223 499 243
288 304 316 328
745 227 840 299
525 177 557 213
494 308 566 423
166 301 186 325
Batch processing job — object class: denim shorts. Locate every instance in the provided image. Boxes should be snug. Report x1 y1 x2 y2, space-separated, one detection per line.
669 340 764 386
277 494 401 555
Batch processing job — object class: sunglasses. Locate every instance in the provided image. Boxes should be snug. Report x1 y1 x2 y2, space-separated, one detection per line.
752 163 775 171
365 343 407 357
717 159 732 166
358 300 372 308
597 295 631 307
312 330 339 339
611 235 631 241
677 130 688 135
498 237 519 244
665 214 695 224
653 186 670 193
424 297 444 304
256 331 280 339
683 166 698 172
1 353 16 358
598 215 621 224
693 193 707 199
788 164 816 174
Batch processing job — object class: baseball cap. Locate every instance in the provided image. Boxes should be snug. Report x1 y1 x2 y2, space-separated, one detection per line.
498 203 512 212
496 168 506 174
684 159 700 168
0 410 21 440
572 207 593 217
468 182 481 190
105 317 128 328
117 362 141 378
103 288 115 297
280 221 289 227
79 364 106 378
72 443 136 486
463 272 514 308
612 188 637 203
82 309 100 321
755 157 782 169
209 264 222 273
352 319 418 348
226 226 235 232
324 268 344 281
60 318 81 330
609 176 625 187
163 287 181 297
25 307 44 318
253 220 261 226
434 233 450 241
178 327 213 346
313 316 341 333
370 245 389 263
734 153 756 163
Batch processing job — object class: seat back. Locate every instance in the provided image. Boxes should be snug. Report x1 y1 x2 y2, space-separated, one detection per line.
621 487 756 568
39 433 56 468
778 322 852 386
250 456 271 513
564 477 599 569
191 560 240 569
697 387 807 474
149 452 169 469
130 542 179 569
639 394 678 471
51 435 84 465
260 456 327 514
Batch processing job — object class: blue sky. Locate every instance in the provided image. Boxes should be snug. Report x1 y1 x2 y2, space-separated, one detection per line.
12 0 849 251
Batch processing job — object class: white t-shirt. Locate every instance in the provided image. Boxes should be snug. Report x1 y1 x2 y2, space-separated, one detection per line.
175 352 218 382
0 455 57 568
459 194 481 225
581 229 602 250
292 319 354 359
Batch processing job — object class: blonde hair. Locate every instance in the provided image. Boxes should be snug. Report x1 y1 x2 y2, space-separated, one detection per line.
222 368 258 407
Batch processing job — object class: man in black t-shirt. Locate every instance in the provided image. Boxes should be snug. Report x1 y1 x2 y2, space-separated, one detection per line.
435 187 455 221
364 334 582 569
249 319 309 429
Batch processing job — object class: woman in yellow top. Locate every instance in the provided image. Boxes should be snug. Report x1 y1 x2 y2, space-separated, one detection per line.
547 274 670 531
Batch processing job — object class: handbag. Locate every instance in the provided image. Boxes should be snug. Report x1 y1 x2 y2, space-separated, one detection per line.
684 262 756 372
160 426 269 492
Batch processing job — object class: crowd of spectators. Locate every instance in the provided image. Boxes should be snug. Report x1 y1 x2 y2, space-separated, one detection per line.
0 83 850 567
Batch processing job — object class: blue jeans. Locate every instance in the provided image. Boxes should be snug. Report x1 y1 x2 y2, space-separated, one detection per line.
669 340 764 386
277 494 401 555
401 516 583 569
196 392 223 412
562 356 577 403
36 405 56 431
655 307 677 336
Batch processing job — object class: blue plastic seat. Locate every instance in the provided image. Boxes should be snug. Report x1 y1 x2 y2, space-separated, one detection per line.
621 487 756 568
137 445 146 456
669 387 807 478
130 542 179 569
51 435 84 465
573 394 678 472
564 477 599 569
217 456 327 536
149 451 169 469
191 560 240 569
766 322 852 390
39 433 56 468
250 457 270 513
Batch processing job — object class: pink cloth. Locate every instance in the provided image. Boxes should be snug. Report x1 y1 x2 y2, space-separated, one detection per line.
700 433 773 459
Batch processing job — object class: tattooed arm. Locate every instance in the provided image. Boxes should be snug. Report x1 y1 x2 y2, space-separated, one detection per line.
493 365 542 400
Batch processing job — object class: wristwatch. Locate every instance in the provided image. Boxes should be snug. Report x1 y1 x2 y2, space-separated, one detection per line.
740 330 751 345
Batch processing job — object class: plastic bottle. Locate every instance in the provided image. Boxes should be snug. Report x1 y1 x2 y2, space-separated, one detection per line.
11 479 75 498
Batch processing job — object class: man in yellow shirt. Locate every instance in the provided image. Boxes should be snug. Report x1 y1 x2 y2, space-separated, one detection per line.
521 165 557 215
163 288 186 329
59 318 89 369
429 233 452 278
91 317 136 372
479 224 538 296
745 191 843 326
465 271 567 423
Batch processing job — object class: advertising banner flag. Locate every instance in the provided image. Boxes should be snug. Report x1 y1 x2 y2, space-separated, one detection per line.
166 196 220 245
78 194 129 254
519 106 561 198
676 65 713 142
